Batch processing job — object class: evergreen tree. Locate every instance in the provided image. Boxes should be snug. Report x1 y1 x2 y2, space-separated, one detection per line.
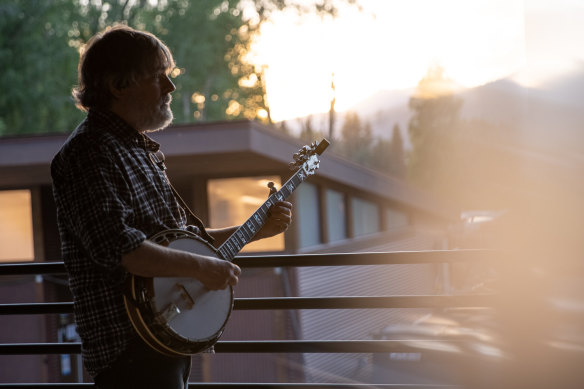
389 123 406 177
370 124 405 177
338 111 373 166
275 120 291 135
299 114 325 143
370 137 391 172
407 66 464 205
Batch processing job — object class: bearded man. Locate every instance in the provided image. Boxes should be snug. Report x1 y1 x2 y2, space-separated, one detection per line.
51 26 292 388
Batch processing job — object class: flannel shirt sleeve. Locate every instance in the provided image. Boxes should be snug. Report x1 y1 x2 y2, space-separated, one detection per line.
52 135 146 272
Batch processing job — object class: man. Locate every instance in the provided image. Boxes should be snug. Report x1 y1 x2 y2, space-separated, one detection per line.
51 26 292 388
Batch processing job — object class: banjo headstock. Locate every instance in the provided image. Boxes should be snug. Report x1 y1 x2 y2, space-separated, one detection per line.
288 139 330 176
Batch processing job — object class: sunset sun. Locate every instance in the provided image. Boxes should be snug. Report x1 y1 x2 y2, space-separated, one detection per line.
247 0 570 122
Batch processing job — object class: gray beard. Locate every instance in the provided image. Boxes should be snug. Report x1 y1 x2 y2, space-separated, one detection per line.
135 98 174 133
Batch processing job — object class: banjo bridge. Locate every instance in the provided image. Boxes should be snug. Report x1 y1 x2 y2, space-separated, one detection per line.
155 281 199 325
176 283 195 309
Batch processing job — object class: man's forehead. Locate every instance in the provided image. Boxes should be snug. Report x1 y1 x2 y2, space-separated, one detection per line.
156 50 174 70
145 51 173 73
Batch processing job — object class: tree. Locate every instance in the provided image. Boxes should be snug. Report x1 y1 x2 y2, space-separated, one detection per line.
389 124 406 176
298 114 326 143
0 0 349 136
0 0 84 136
274 119 291 135
407 66 464 205
337 111 373 166
371 123 406 177
156 1 259 123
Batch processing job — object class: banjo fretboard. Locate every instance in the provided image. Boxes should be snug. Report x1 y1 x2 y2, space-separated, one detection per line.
217 165 311 261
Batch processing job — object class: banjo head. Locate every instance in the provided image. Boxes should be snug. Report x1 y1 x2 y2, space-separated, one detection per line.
127 229 234 355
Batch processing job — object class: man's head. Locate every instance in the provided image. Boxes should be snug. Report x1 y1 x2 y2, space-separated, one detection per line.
73 25 175 116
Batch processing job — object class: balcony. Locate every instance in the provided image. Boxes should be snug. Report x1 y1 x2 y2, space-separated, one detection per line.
2 248 582 388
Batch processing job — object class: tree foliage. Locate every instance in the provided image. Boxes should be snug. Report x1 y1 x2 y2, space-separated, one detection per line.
0 0 347 136
331 111 406 178
0 0 84 135
336 111 373 166
407 66 465 204
406 66 521 210
370 123 406 178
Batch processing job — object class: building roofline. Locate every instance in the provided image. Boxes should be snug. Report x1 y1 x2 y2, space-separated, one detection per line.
0 119 456 220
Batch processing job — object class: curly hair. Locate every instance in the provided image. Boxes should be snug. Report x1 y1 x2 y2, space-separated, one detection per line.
72 25 175 111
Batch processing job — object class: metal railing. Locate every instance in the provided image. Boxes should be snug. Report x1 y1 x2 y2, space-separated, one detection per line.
0 250 495 389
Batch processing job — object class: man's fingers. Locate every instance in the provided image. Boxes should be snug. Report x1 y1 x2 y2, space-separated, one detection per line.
227 262 241 287
271 203 293 217
199 257 242 290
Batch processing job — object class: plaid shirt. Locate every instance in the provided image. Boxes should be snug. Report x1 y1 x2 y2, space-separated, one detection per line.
51 109 187 377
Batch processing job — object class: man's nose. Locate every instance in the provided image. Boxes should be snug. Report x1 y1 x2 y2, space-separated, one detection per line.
163 74 176 93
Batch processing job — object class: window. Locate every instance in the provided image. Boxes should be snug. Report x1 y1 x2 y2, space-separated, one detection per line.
385 207 409 229
208 176 283 252
0 190 34 262
351 197 380 237
325 189 346 242
295 182 321 248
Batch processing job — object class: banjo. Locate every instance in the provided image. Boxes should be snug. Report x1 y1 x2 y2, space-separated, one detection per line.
124 139 330 356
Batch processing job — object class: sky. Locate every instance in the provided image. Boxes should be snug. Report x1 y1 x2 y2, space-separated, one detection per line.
249 0 584 122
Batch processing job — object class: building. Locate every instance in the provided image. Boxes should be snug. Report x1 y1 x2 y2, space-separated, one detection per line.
0 120 455 383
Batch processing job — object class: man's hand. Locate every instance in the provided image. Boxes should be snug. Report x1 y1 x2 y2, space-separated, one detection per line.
194 256 241 290
206 182 293 245
122 240 241 290
255 200 293 240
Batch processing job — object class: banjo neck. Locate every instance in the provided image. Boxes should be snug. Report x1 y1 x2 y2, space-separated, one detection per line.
217 139 329 261
217 161 309 261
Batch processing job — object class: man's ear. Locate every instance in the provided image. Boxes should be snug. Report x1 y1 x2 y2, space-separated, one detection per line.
108 79 125 99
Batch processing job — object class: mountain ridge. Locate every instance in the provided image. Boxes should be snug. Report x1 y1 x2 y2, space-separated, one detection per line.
279 68 584 153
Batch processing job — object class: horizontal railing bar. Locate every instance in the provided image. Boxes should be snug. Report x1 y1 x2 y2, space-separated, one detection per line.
215 340 463 353
183 384 460 389
186 385 460 389
0 295 496 315
234 295 496 310
236 250 494 268
0 343 81 355
0 302 73 315
0 340 465 355
0 250 494 276
0 262 66 276
0 384 461 389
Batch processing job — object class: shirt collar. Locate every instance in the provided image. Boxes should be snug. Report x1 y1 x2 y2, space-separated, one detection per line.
87 108 161 153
